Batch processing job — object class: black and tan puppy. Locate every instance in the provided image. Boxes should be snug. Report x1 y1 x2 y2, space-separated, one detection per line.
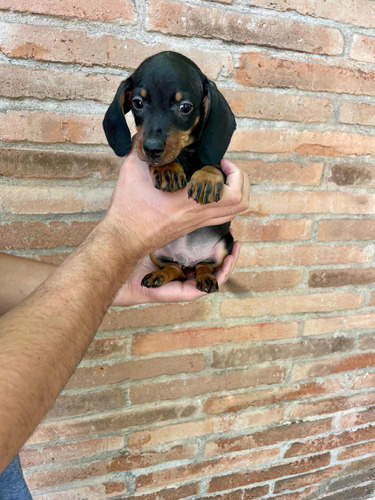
103 51 236 293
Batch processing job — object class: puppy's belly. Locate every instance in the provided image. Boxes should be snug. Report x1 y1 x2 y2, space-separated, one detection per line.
153 226 228 269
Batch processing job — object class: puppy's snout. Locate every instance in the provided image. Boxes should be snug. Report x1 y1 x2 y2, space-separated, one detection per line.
143 138 165 158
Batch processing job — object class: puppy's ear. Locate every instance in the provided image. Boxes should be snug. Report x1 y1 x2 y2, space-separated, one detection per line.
198 79 236 166
103 78 133 157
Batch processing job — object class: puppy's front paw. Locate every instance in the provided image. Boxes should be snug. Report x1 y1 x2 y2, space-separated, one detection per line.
188 166 224 204
150 162 187 192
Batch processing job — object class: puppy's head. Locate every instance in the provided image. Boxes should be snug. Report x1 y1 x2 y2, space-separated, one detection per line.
103 51 236 166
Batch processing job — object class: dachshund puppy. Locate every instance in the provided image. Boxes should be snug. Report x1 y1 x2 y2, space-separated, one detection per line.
103 51 236 293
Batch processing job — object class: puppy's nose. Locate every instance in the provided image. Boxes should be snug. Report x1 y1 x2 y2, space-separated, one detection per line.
143 139 165 158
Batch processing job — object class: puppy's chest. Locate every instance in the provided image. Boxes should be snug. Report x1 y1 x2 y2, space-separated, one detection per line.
177 148 203 180
153 230 225 269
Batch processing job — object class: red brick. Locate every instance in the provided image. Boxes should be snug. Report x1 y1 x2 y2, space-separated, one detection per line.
319 220 375 242
353 371 375 390
340 407 375 429
285 426 375 458
28 402 201 444
337 440 375 461
323 456 375 493
221 292 363 318
132 322 298 356
309 268 375 288
351 34 375 63
205 418 332 457
251 0 375 28
99 301 210 330
207 453 331 493
293 353 375 381
232 219 311 243
0 65 122 102
232 128 375 157
212 337 354 370
329 164 375 188
137 450 278 491
0 23 232 79
84 338 128 360
0 221 97 250
66 353 205 389
199 485 269 500
236 52 375 96
235 160 323 186
323 309 374 339
147 0 343 55
271 487 320 500
291 393 375 421
277 458 375 496
247 191 375 216
237 244 372 268
131 483 200 500
222 89 331 123
278 458 375 496
340 101 375 126
129 407 284 450
33 482 128 500
25 458 114 489
0 0 136 22
324 485 375 500
21 437 123 467
109 444 196 472
0 110 105 145
274 465 337 495
47 388 123 419
0 148 122 180
361 335 375 351
204 380 341 416
222 270 303 293
0 185 111 215
130 365 285 404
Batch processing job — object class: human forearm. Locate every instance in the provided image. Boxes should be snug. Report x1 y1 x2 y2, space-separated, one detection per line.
0 219 140 472
0 254 55 316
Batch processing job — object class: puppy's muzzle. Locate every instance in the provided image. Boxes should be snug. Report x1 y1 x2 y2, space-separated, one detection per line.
143 138 165 159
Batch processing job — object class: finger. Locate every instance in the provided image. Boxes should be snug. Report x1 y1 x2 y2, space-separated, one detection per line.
239 171 251 214
216 160 251 213
216 241 241 286
221 159 244 191
146 279 206 303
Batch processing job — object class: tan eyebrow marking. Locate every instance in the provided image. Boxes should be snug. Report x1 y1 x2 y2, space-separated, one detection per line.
175 92 183 102
140 88 147 98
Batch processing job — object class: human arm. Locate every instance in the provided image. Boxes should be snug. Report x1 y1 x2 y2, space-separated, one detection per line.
0 154 249 472
0 240 240 312
0 254 55 316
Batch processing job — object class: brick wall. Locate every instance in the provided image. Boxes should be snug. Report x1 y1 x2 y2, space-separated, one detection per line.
1 0 375 498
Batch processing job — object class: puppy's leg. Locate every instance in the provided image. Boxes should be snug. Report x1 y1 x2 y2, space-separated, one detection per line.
188 166 225 204
150 161 187 192
195 231 234 292
141 262 187 288
195 263 219 293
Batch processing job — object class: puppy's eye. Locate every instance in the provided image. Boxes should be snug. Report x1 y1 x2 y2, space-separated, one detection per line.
132 98 144 110
179 102 193 114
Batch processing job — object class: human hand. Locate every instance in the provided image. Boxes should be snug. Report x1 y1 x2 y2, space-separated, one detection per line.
113 240 241 306
104 150 250 258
